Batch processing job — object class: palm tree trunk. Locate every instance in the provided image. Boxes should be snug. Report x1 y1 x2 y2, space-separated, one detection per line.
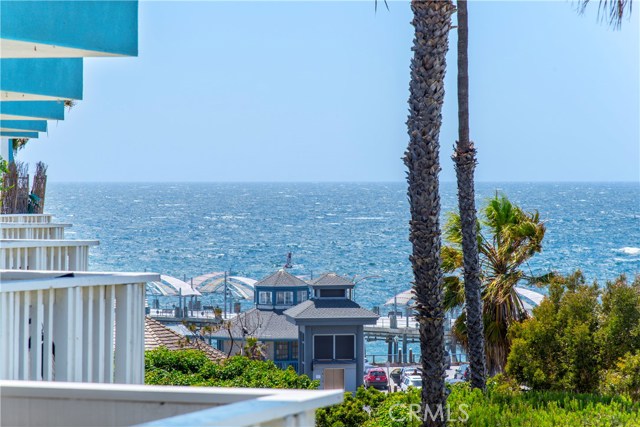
453 0 486 391
405 1 455 425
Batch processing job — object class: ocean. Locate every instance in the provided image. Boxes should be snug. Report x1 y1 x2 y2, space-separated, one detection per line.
45 182 639 355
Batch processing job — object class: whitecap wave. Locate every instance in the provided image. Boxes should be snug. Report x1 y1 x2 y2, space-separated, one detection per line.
617 247 640 256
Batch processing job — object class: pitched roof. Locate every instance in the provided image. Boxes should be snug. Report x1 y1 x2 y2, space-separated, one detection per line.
144 317 227 362
310 272 355 288
284 299 379 322
254 269 308 288
207 308 299 341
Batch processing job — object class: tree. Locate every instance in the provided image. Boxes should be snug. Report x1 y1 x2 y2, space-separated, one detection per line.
405 1 456 425
506 273 640 394
442 195 546 374
452 0 486 392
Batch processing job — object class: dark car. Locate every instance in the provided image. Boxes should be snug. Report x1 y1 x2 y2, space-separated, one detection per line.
364 368 388 389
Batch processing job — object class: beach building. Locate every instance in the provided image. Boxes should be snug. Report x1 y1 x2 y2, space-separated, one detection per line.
0 2 342 425
209 270 379 392
285 273 378 392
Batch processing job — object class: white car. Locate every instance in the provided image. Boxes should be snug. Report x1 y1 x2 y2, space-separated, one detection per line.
400 375 423 391
400 366 422 381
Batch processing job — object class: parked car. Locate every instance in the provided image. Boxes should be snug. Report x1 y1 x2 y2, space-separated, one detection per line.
400 375 422 391
364 368 388 390
400 366 422 382
389 367 403 384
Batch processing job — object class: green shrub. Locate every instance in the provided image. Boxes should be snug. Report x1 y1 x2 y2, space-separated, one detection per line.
316 382 640 427
506 272 640 393
145 347 318 389
600 351 640 402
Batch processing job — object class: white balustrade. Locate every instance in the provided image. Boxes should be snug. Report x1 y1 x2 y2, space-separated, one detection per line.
0 380 343 427
0 214 53 224
0 239 98 271
1 223 71 239
0 270 158 384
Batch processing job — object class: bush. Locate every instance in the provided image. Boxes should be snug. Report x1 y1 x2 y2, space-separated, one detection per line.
145 347 318 389
317 382 640 427
506 272 640 393
600 351 640 402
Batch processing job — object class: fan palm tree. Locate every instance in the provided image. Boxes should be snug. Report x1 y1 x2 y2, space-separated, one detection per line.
451 0 486 391
405 1 455 425
442 195 546 374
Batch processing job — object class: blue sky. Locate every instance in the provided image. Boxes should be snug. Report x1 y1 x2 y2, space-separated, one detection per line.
18 1 639 182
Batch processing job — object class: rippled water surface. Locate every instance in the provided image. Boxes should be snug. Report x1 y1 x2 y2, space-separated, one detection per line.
46 182 639 313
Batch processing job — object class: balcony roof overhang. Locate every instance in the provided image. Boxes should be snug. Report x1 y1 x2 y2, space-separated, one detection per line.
0 1 138 59
0 101 65 121
0 120 47 133
1 59 83 102
0 131 38 139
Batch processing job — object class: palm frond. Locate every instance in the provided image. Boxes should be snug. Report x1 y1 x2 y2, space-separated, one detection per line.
577 0 632 29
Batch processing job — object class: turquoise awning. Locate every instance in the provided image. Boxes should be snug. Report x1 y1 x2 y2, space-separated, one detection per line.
0 0 138 58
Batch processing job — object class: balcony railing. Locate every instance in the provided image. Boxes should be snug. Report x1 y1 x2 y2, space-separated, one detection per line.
0 381 343 427
1 222 71 239
0 239 98 271
0 270 159 384
0 214 52 224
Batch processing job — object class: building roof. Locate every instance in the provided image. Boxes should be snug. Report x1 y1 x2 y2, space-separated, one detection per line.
284 299 379 323
208 308 299 341
310 272 354 288
144 317 227 362
254 269 308 288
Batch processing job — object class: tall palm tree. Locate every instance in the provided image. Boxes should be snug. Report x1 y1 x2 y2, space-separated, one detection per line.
442 195 546 374
405 1 455 425
451 0 486 391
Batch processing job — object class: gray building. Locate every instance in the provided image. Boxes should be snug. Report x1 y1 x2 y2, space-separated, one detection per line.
208 269 305 370
284 273 378 392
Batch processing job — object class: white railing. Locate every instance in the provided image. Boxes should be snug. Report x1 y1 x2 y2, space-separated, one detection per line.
0 239 98 271
0 381 343 427
1 223 71 239
0 214 52 224
0 270 159 384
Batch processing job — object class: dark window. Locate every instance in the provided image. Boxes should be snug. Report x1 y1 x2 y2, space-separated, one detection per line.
320 289 345 298
275 342 288 360
314 335 333 360
335 335 355 359
291 341 299 360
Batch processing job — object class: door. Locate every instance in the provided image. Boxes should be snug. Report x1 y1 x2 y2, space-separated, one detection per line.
324 368 345 390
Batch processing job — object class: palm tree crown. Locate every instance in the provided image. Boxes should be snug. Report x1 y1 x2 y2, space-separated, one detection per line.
442 195 546 374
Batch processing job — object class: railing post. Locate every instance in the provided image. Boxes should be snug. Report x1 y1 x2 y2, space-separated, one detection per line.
105 285 115 383
43 289 54 381
29 290 43 380
115 285 133 383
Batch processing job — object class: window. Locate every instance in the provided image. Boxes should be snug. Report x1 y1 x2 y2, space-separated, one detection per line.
335 335 355 360
313 334 356 360
276 291 293 305
298 290 308 303
292 341 299 360
320 289 345 298
314 336 333 360
259 292 271 305
275 342 289 360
